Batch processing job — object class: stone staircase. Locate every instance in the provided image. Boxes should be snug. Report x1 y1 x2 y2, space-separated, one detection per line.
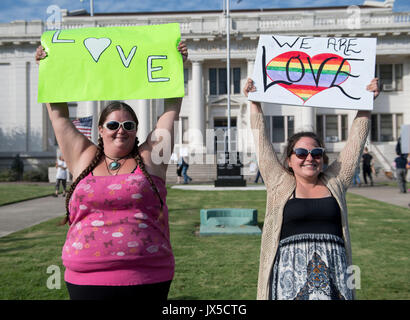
166 163 217 184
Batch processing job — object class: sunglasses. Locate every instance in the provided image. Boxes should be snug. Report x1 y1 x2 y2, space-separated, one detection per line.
293 147 325 159
103 120 136 131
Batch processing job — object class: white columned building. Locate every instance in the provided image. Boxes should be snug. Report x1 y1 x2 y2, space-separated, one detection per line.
191 60 205 150
0 0 409 179
136 99 151 144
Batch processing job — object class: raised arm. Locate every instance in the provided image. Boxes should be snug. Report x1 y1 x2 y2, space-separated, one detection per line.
244 78 289 187
139 41 188 173
36 46 97 179
326 78 380 188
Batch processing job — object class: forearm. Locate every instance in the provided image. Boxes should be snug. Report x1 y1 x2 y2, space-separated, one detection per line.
250 109 285 186
356 110 371 120
163 97 182 115
250 100 262 115
46 102 69 121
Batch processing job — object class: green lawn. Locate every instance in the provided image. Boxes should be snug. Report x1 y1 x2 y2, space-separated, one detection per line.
0 183 55 206
0 185 408 300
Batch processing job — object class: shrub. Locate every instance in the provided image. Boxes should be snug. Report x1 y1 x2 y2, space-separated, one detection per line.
0 169 17 182
22 163 52 182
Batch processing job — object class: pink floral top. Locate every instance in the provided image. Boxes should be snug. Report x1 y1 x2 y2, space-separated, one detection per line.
62 166 174 286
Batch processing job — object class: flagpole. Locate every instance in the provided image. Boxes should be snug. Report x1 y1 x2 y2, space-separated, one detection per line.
226 0 231 155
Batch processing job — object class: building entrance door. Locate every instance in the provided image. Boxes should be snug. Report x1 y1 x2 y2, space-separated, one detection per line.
213 117 237 155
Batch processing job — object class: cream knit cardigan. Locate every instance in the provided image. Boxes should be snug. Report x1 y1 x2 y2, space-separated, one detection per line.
251 111 370 300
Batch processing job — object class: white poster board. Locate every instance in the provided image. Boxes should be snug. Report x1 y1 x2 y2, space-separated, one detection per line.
400 124 410 154
248 35 377 110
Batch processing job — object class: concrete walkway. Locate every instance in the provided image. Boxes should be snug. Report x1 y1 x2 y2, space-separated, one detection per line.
171 184 267 191
0 184 408 238
0 195 65 238
347 185 409 209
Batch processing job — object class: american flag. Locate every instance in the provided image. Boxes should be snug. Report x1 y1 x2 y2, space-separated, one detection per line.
72 116 93 140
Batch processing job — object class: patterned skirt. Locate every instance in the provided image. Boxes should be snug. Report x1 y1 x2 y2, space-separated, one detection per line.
270 233 353 300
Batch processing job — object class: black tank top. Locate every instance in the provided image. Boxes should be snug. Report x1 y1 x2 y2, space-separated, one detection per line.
280 190 343 240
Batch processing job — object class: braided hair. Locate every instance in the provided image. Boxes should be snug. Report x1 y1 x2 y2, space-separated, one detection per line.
61 101 163 225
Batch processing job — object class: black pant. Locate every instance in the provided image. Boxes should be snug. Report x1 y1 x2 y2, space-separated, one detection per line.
66 280 172 300
55 178 67 191
362 165 373 185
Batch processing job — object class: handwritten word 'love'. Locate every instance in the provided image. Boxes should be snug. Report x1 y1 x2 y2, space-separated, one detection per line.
262 47 364 102
51 30 169 82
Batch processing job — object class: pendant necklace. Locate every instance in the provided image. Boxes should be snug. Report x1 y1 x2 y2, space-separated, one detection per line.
104 153 130 173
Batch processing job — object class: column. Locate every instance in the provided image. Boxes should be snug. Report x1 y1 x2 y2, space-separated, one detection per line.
136 99 150 144
86 101 99 144
14 60 28 152
301 106 315 132
191 60 205 150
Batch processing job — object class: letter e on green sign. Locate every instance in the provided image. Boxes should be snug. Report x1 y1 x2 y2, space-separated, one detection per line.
37 23 184 103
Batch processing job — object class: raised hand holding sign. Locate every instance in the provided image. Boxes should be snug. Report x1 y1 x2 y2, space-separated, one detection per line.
249 35 377 110
38 23 184 103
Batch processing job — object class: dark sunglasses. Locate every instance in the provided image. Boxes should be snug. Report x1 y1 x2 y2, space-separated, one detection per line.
293 147 325 159
103 120 136 131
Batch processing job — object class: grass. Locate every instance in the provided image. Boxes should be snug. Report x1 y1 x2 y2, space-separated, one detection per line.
0 185 408 300
0 183 55 206
346 193 410 299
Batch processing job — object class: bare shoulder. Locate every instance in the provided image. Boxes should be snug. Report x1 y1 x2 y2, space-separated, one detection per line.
71 144 99 180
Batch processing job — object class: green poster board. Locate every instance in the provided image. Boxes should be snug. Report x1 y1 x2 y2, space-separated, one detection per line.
38 23 184 103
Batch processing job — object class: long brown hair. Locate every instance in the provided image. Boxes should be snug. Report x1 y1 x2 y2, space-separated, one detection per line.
61 101 163 225
283 131 327 174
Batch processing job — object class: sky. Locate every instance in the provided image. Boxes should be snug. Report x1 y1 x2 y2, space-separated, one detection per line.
0 0 410 24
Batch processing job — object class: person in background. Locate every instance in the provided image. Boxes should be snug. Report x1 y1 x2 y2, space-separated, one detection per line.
394 153 408 193
11 154 24 181
54 155 68 197
180 157 192 184
362 147 374 186
254 168 264 184
352 165 361 187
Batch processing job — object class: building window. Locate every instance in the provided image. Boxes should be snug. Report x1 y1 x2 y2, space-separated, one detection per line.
396 114 403 141
287 116 295 139
370 113 403 142
218 68 227 94
341 115 348 141
317 115 324 142
264 115 294 143
209 69 217 95
325 115 338 142
272 116 285 143
209 68 241 95
233 68 241 94
371 114 378 142
184 68 189 95
316 114 348 143
376 63 403 91
380 114 393 142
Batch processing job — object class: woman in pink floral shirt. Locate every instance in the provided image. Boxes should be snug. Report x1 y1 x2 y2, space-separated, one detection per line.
36 41 188 300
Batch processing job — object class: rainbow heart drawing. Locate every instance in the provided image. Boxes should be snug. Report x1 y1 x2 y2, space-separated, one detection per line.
266 51 351 103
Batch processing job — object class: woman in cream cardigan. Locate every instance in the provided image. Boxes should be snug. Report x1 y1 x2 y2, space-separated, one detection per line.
244 78 379 300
